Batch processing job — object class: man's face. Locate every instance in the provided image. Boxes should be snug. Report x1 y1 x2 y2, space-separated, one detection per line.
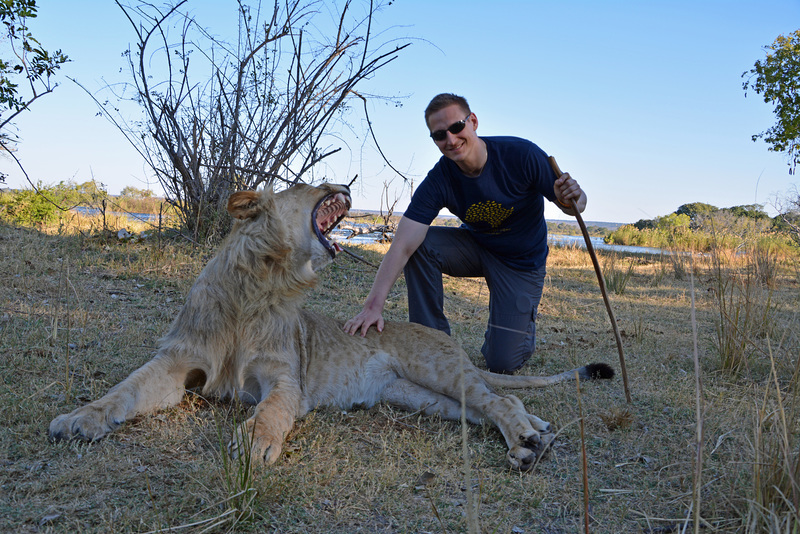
427 104 478 165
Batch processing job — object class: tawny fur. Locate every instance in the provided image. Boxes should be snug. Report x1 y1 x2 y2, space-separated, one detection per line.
49 183 612 471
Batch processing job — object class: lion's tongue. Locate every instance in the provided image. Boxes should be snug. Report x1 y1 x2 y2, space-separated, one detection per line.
318 213 337 233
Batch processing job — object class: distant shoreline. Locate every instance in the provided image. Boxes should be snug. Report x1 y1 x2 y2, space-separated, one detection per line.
348 208 624 231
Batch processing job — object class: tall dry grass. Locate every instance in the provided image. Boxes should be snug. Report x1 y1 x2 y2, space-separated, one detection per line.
744 344 800 532
710 244 780 375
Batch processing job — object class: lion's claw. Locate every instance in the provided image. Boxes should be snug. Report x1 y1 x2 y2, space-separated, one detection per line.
506 430 556 471
49 409 121 442
229 420 283 465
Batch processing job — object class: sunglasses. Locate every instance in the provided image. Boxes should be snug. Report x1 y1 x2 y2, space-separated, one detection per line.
429 114 471 142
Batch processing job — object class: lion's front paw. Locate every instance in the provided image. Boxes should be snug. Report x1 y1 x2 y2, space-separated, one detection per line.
506 430 556 471
228 418 283 465
49 405 126 442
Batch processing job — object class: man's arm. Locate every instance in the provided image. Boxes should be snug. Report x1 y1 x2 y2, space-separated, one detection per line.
343 216 429 337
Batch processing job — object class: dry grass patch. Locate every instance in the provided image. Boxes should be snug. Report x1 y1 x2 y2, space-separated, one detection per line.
1 221 799 532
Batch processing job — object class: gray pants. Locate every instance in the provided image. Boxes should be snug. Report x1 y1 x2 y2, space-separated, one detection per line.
403 226 546 373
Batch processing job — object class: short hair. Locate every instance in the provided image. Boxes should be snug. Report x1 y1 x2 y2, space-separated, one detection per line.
424 93 471 126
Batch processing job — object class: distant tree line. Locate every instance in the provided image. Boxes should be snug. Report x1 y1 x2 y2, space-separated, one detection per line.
0 181 172 226
630 202 774 230
546 221 609 237
0 181 103 225
607 201 800 252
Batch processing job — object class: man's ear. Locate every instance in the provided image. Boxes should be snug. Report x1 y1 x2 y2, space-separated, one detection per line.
227 190 263 220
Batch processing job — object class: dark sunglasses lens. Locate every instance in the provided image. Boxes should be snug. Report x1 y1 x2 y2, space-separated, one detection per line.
430 119 466 141
449 121 466 135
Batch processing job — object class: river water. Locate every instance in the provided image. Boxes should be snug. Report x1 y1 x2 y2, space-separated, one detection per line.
72 206 164 223
331 229 666 256
547 234 665 255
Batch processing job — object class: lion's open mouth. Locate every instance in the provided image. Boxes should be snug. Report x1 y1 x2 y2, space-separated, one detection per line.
313 192 351 258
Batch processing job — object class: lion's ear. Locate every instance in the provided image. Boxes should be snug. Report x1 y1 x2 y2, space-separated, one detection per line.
227 191 263 220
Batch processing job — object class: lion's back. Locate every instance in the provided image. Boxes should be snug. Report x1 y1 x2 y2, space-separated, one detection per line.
298 310 473 409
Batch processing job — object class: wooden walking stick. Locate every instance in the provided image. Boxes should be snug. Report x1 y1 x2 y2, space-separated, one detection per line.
549 156 632 403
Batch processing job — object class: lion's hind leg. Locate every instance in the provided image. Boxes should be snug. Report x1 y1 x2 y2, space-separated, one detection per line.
405 365 553 471
49 355 189 442
497 394 556 471
387 327 554 471
452 388 553 471
380 379 484 423
383 374 552 471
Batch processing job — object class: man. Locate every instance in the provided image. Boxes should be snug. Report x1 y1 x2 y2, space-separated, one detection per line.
343 93 586 373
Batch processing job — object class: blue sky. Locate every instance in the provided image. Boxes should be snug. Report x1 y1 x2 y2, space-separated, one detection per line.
2 0 799 223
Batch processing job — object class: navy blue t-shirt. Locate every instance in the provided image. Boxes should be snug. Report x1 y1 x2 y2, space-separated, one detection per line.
403 136 558 270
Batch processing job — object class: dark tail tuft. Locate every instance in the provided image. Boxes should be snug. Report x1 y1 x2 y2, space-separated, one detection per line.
583 362 615 380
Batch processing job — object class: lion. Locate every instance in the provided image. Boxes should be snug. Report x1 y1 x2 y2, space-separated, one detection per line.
49 182 613 471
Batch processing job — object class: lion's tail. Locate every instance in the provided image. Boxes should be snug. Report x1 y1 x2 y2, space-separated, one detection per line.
480 362 614 389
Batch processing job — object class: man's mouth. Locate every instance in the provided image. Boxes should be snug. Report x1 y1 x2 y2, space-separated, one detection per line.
445 141 464 155
312 192 351 258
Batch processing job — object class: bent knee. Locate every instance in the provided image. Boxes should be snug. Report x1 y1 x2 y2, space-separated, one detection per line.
483 346 533 374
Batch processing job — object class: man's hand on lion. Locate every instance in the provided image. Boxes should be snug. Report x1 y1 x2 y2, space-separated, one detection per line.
344 216 428 337
343 304 385 337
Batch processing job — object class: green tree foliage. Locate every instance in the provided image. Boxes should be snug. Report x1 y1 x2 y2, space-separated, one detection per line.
0 181 76 225
606 203 797 253
75 180 108 204
632 218 655 230
631 214 699 232
655 212 692 231
0 186 56 224
676 202 718 221
0 0 68 125
120 186 154 199
0 180 110 225
742 30 800 172
722 204 769 221
654 213 694 246
0 0 68 181
546 220 607 237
